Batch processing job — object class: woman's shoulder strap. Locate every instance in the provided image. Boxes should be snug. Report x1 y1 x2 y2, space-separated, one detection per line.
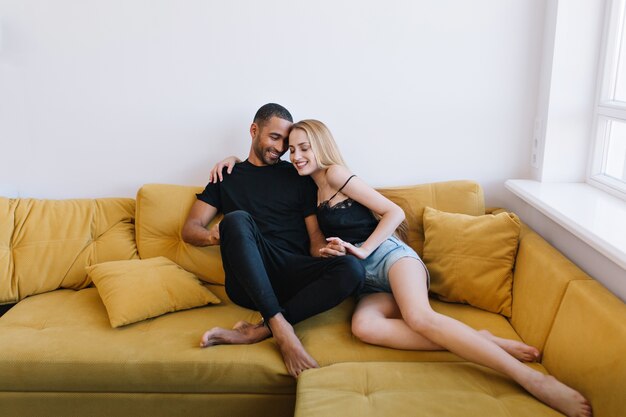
329 174 356 201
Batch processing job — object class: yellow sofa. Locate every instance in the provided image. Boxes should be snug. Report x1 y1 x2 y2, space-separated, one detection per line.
0 181 624 417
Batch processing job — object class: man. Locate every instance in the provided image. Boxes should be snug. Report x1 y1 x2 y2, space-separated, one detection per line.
182 103 364 378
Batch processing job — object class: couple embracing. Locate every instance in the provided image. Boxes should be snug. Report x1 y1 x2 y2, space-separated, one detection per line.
182 103 591 417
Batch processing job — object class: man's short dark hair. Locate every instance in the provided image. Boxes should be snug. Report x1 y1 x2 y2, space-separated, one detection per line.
253 103 293 127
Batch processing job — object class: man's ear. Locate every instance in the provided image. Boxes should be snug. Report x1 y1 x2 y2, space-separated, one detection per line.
250 123 258 140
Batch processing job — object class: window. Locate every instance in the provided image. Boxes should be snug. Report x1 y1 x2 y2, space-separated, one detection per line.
590 0 626 196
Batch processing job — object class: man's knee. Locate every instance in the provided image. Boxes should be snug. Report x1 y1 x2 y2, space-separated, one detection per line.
220 211 254 238
335 256 365 293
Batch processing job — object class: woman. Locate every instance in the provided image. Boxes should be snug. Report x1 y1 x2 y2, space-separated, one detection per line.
286 119 591 417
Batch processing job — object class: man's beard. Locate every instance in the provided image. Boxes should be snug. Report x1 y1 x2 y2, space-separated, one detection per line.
253 142 282 165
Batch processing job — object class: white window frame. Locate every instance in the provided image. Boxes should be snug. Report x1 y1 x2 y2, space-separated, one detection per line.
589 0 626 198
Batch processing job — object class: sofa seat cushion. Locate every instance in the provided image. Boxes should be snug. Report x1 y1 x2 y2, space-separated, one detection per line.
298 296 527 365
295 362 561 417
0 287 294 395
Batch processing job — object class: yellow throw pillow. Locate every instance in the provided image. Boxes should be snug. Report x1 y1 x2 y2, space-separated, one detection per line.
422 207 520 317
86 257 220 328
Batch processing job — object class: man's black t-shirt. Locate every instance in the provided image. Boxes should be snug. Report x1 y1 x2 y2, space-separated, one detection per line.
196 160 318 255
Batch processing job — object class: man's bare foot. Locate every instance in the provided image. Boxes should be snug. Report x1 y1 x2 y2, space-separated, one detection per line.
479 330 540 362
522 372 592 417
268 316 319 378
232 320 258 331
200 322 271 347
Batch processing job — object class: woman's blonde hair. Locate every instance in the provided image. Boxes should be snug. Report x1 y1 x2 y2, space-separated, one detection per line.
291 120 347 169
292 119 409 243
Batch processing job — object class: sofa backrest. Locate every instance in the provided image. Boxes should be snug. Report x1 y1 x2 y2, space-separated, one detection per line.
135 180 485 286
135 184 225 285
510 224 591 352
542 279 626 417
378 180 485 256
0 197 138 304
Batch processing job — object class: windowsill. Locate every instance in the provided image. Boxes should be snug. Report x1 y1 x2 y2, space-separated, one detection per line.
505 179 626 270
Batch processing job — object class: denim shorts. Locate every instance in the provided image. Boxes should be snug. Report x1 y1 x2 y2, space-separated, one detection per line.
356 236 430 296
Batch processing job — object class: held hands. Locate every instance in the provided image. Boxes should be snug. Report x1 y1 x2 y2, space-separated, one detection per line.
319 238 346 257
209 156 241 183
320 237 370 259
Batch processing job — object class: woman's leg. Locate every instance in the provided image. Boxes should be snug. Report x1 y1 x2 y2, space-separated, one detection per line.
352 292 441 350
384 257 591 417
352 293 539 361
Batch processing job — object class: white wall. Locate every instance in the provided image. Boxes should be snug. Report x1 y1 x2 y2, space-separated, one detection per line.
0 0 545 206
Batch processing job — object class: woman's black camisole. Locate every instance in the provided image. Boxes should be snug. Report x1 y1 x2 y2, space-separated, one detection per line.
316 175 378 244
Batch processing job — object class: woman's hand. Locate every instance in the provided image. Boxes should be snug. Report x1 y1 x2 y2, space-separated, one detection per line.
319 239 346 258
325 237 370 260
209 156 241 183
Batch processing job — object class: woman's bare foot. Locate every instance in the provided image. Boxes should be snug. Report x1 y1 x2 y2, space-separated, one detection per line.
268 315 319 378
522 372 592 417
479 330 540 362
200 322 271 347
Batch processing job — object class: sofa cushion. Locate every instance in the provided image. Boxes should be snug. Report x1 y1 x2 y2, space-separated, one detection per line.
377 180 485 256
0 198 14 303
86 257 221 328
0 197 138 304
134 180 485 286
298 296 526 365
542 280 626 417
423 207 520 317
294 362 560 417
510 225 591 352
136 184 225 285
0 286 294 395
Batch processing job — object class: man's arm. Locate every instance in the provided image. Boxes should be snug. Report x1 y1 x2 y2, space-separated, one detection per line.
181 200 220 246
304 215 345 257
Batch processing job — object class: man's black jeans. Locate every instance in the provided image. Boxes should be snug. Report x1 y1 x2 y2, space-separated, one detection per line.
219 211 365 324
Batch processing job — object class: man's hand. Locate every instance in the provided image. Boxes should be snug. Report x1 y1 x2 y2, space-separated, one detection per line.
319 239 347 257
207 223 220 245
209 156 241 183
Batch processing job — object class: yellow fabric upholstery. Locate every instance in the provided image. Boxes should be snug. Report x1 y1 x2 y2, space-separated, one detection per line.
377 180 485 255
542 280 626 417
295 362 560 417
0 286 291 395
298 297 531 366
423 207 520 317
3 181 624 417
133 181 484 285
0 198 137 304
0 392 296 417
136 184 225 285
0 198 15 303
510 224 590 352
86 257 221 328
